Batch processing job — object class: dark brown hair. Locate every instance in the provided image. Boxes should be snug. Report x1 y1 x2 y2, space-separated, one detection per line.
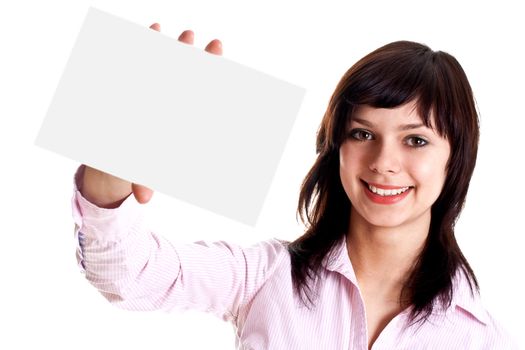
288 40 480 325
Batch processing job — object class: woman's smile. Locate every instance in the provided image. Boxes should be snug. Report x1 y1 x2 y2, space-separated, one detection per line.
361 180 413 204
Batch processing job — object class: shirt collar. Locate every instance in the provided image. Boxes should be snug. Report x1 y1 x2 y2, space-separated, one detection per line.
324 236 489 325
324 236 359 286
450 269 489 325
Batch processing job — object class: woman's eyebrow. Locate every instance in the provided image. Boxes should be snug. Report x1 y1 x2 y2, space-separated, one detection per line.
399 122 426 131
352 117 426 131
352 117 374 127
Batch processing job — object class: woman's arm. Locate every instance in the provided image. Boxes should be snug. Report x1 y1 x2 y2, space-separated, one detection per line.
74 164 285 320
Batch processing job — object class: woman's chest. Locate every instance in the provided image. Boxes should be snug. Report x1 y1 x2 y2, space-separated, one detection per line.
235 271 367 349
234 267 482 349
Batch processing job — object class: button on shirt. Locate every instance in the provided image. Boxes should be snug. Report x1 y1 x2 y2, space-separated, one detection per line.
72 169 517 349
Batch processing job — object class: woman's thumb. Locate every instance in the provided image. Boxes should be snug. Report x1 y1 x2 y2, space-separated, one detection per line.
132 183 154 204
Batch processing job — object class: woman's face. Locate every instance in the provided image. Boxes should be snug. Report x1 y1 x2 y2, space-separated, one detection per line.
339 101 451 229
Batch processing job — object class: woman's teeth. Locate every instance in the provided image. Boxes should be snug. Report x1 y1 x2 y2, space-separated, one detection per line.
368 184 410 196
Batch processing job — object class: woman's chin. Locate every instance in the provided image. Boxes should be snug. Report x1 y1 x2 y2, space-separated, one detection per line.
351 206 411 229
364 216 408 229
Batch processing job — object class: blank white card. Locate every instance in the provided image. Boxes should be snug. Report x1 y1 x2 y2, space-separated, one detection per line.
35 7 305 226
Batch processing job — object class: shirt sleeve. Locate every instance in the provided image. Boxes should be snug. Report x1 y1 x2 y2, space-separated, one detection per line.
71 165 287 322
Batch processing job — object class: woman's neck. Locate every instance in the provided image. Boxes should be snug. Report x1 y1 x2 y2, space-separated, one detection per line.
346 207 430 302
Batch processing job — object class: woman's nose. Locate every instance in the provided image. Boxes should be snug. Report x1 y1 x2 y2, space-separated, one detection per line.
368 142 401 174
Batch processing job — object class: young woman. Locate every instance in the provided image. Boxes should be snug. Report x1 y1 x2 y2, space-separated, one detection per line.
73 24 517 349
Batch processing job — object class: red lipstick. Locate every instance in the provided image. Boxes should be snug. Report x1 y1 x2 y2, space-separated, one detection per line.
362 181 412 205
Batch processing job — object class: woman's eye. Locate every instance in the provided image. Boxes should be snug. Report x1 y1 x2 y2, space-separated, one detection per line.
406 136 428 147
349 129 374 141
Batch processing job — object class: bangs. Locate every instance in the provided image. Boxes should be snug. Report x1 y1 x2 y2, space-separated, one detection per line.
338 41 470 143
320 41 476 158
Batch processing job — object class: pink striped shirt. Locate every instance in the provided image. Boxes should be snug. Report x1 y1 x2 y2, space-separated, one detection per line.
72 169 517 349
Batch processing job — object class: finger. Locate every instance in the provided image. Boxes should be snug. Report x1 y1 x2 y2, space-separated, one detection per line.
149 23 161 32
205 39 223 55
178 30 195 45
132 183 154 204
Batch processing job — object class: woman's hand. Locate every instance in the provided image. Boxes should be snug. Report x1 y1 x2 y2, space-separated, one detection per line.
80 23 223 208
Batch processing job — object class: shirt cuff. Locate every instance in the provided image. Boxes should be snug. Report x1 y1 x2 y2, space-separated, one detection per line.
71 165 144 244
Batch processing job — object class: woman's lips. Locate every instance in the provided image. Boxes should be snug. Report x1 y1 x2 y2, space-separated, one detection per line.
361 180 413 205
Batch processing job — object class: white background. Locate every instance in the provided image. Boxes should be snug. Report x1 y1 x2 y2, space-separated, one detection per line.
1 0 523 349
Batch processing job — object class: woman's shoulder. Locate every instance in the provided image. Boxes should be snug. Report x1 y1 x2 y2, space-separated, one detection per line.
237 238 290 260
449 272 519 348
480 311 519 349
453 306 520 349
